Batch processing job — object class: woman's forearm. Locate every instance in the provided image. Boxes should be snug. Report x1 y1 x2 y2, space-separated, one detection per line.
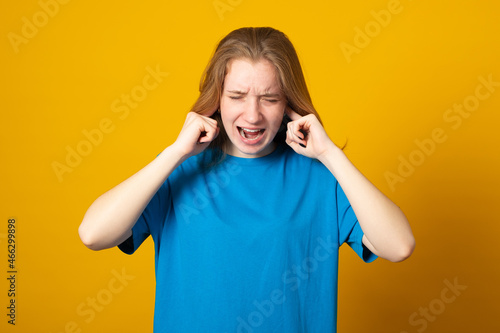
78 145 187 251
79 112 220 251
318 146 415 262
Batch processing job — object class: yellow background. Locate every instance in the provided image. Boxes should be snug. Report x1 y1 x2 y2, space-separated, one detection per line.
1 0 499 332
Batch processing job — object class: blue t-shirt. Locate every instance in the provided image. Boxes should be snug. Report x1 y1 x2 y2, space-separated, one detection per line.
119 144 377 332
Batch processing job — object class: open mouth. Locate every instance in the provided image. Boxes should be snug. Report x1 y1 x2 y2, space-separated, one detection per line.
238 127 265 141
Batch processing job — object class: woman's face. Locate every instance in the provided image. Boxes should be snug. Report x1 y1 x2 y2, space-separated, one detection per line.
220 58 286 158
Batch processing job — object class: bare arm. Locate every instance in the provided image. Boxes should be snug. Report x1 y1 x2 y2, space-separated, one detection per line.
78 112 219 251
285 109 415 262
317 147 415 262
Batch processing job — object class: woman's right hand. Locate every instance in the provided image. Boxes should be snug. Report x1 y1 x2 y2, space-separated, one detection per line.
79 110 219 251
172 111 220 159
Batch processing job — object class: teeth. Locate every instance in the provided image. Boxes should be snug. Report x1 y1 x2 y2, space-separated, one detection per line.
239 127 263 140
241 128 260 132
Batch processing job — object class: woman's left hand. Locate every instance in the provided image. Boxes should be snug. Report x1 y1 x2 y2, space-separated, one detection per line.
285 108 337 160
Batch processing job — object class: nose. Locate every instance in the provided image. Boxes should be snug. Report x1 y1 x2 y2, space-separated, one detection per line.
242 98 262 124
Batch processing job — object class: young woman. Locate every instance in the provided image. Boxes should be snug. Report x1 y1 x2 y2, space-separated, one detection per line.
79 27 415 332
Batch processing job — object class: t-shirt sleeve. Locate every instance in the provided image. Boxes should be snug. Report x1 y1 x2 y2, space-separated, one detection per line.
336 181 377 263
118 180 170 255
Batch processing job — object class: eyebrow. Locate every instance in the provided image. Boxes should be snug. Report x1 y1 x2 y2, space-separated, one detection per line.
227 90 282 98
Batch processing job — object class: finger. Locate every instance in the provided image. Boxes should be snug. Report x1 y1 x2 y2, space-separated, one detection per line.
205 116 219 126
286 123 307 149
195 113 218 134
286 136 306 152
201 106 219 118
285 106 302 121
286 107 309 142
289 137 306 148
197 121 219 144
198 134 213 144
287 119 307 142
206 125 220 142
286 122 294 142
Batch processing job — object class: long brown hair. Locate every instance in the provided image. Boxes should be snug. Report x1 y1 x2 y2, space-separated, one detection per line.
191 27 321 167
